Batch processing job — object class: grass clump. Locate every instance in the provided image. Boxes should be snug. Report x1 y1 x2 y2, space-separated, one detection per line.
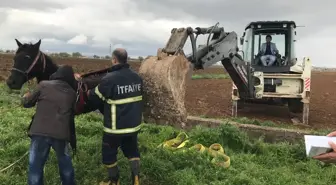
198 115 333 135
192 73 230 80
0 82 335 184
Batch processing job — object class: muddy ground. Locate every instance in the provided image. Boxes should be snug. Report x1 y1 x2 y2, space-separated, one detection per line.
1 54 335 130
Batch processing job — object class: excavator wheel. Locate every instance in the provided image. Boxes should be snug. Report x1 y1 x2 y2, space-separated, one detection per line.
138 48 193 127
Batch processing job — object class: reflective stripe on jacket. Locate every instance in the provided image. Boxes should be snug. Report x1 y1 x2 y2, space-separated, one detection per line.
87 63 143 135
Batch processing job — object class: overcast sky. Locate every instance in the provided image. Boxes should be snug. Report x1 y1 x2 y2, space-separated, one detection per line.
0 0 335 67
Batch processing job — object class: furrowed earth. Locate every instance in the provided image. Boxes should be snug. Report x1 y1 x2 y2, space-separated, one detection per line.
0 53 336 184
1 53 335 130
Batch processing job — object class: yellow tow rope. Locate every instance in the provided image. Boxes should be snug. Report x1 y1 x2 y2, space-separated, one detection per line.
158 132 231 168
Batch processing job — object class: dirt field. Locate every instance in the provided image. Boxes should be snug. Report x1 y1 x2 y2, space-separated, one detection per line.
1 54 336 130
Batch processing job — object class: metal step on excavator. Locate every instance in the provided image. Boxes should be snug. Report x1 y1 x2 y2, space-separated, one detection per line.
139 21 311 127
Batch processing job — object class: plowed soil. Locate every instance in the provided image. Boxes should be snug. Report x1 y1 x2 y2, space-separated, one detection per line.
1 54 336 130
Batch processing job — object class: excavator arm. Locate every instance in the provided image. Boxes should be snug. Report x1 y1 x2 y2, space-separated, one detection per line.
162 23 252 98
160 25 237 69
185 26 237 69
138 23 253 126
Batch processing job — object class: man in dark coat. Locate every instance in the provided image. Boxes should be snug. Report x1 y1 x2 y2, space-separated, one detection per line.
22 65 78 185
83 48 143 185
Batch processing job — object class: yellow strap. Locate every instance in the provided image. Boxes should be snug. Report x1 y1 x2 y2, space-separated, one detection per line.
162 139 190 149
189 144 207 153
208 143 230 168
211 153 230 168
209 143 225 154
158 132 189 150
160 134 231 168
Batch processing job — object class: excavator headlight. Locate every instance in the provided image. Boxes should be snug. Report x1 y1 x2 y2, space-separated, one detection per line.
283 24 287 28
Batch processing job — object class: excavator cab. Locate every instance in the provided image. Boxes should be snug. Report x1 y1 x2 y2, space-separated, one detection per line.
253 33 284 67
234 21 312 124
240 21 297 73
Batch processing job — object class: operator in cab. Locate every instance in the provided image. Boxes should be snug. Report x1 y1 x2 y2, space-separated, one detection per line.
84 48 143 185
259 35 279 66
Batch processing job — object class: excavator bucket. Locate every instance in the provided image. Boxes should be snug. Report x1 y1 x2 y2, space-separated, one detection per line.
139 28 194 127
139 49 192 127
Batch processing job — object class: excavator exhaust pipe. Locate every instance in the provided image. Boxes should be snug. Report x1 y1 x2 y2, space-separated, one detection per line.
139 48 192 127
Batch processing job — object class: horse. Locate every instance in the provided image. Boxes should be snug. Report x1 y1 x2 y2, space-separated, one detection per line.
6 39 110 115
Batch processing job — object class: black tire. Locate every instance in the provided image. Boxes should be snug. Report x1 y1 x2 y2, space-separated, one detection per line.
288 98 303 113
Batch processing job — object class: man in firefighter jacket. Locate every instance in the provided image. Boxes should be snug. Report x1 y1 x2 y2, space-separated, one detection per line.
85 48 143 185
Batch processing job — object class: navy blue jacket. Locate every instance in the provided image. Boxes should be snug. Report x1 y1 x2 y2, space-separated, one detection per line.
87 63 143 135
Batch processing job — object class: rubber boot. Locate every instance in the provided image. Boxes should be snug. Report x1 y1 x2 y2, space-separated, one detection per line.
130 159 140 185
99 165 120 185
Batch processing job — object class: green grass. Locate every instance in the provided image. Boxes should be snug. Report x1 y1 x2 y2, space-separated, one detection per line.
0 82 335 185
198 115 333 135
230 117 333 134
192 73 230 80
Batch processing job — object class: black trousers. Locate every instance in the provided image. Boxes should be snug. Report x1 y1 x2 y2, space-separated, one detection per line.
102 133 140 166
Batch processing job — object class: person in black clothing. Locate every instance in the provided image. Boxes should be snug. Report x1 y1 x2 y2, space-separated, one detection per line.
22 65 77 185
83 48 143 185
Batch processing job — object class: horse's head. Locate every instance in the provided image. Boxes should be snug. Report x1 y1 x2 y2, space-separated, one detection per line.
6 39 46 90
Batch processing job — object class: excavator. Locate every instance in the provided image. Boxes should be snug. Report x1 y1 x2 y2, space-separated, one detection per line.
139 20 311 127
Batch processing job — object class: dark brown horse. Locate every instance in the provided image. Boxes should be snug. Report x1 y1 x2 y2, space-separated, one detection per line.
6 39 110 115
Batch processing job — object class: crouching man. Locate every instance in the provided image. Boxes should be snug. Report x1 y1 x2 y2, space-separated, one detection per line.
85 48 143 185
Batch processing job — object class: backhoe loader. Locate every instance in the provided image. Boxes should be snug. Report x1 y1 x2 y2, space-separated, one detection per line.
139 20 311 127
